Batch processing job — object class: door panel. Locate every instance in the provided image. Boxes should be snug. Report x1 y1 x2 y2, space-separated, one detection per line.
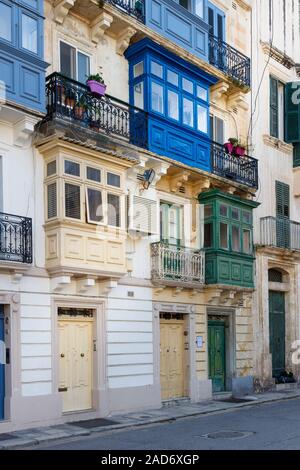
0 305 4 420
160 320 185 400
208 321 226 392
59 319 93 413
269 291 285 377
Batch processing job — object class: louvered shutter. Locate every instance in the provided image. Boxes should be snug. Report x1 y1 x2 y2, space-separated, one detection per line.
128 195 158 235
276 181 290 249
285 82 300 143
270 77 278 138
47 182 57 219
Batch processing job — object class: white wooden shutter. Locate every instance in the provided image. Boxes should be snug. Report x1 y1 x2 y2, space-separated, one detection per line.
128 194 158 235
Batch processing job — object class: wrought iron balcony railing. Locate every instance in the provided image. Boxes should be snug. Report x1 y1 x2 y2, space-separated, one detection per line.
0 212 32 263
209 34 251 87
260 216 300 251
104 0 145 22
151 242 205 287
211 141 258 189
44 73 148 149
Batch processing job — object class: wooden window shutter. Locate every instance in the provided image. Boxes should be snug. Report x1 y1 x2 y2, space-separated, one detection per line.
270 77 278 138
128 195 158 235
276 181 290 218
47 182 57 219
293 143 300 167
285 82 300 143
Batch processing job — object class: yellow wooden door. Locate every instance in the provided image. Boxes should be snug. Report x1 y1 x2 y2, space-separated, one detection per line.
160 320 185 400
58 318 93 413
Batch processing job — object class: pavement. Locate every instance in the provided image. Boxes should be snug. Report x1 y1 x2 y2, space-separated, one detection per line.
1 388 300 449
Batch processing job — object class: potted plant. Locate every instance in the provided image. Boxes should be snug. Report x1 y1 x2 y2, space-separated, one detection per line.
233 140 247 156
65 88 76 108
86 70 106 97
74 93 88 120
134 0 143 15
224 138 238 154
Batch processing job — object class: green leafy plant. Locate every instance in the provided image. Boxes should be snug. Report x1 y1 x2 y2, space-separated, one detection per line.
228 137 239 145
86 69 105 84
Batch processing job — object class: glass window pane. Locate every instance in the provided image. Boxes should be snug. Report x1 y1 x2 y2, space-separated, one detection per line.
167 90 179 121
243 210 252 224
183 98 194 127
151 82 164 114
220 223 228 249
219 204 228 217
167 70 179 87
60 42 76 79
64 160 80 177
232 225 240 252
151 61 163 78
243 229 251 254
65 183 81 219
204 222 213 248
197 104 208 133
22 14 37 53
87 166 101 183
197 85 207 100
47 160 56 177
87 188 103 223
204 204 213 218
182 78 193 94
195 0 204 18
179 0 189 10
134 82 144 109
134 61 144 78
47 183 57 219
232 207 240 220
107 173 120 187
77 52 90 83
108 193 120 227
0 3 11 42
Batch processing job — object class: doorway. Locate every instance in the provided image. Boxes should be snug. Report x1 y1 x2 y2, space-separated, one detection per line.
269 291 285 378
208 320 226 392
0 305 4 420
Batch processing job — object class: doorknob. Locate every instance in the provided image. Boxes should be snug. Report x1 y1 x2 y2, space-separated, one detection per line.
60 353 65 358
80 353 85 357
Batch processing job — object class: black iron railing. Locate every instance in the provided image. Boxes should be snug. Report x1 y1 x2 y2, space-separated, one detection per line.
211 141 258 189
260 217 300 250
104 0 145 22
44 73 148 149
0 212 32 263
208 34 251 87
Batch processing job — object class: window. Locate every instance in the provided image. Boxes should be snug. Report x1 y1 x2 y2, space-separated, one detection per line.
47 160 57 177
168 90 179 121
182 78 193 94
220 223 228 249
243 210 252 224
243 229 251 254
232 225 240 252
219 204 228 217
197 104 207 133
210 115 224 144
107 173 121 187
232 207 240 221
151 82 164 114
195 0 204 18
65 183 81 219
204 223 213 248
87 166 101 183
183 97 194 127
47 183 57 219
134 82 144 109
270 76 285 140
134 61 144 78
151 61 163 78
22 14 37 53
167 70 179 86
160 203 183 246
0 2 11 42
86 188 103 223
60 41 90 83
108 194 120 227
64 160 80 177
197 85 207 101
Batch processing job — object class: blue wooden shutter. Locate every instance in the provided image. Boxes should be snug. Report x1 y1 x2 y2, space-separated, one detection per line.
270 77 278 138
285 82 300 143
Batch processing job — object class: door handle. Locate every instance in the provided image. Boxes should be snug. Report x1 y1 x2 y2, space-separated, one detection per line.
60 353 65 358
58 387 68 392
80 353 85 357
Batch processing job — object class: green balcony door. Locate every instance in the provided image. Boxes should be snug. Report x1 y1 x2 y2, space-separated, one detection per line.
269 291 285 378
208 320 226 392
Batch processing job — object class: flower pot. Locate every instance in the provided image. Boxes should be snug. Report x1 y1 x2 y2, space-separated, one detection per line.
74 106 85 119
87 80 106 97
89 120 100 131
233 146 246 156
65 97 75 108
224 142 234 154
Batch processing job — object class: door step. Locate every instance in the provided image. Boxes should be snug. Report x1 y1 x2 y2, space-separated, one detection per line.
213 392 232 401
275 382 299 392
162 397 190 407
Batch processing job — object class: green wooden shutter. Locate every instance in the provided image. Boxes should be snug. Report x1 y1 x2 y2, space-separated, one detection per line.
276 181 290 248
270 77 278 138
285 82 300 143
293 143 300 167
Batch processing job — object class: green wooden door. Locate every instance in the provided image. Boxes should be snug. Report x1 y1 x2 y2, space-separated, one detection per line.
269 291 285 378
208 321 226 392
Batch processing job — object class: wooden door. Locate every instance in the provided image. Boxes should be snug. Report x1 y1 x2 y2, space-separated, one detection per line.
0 305 4 420
58 318 93 413
160 319 185 400
269 291 285 378
208 320 226 392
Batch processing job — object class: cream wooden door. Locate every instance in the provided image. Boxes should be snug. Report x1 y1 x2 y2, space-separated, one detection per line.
160 319 185 400
58 318 93 413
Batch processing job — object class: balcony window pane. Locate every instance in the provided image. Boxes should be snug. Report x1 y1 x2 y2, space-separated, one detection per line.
134 82 144 109
183 98 194 127
108 193 120 227
195 0 204 18
151 82 164 114
77 52 90 84
219 204 228 217
179 0 190 12
220 223 228 249
87 188 103 223
107 172 120 187
204 204 213 218
243 210 252 224
243 229 251 254
47 183 57 219
64 160 80 177
22 14 37 53
87 166 101 183
197 85 207 101
65 183 81 219
167 90 179 121
60 42 76 80
232 207 240 220
204 222 213 248
47 160 56 177
167 70 179 87
0 3 11 42
151 61 163 78
197 104 207 133
134 61 144 78
182 78 193 94
232 225 240 252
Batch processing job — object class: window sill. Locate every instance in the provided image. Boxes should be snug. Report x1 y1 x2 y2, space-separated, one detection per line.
263 135 293 154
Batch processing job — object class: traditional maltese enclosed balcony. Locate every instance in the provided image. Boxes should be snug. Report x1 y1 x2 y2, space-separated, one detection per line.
260 217 300 251
151 242 205 288
0 213 32 264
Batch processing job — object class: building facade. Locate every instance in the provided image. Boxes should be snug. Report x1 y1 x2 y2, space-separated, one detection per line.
0 0 270 432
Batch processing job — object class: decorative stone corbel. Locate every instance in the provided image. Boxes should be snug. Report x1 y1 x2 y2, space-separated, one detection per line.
14 116 37 147
51 275 72 293
210 82 230 102
172 287 184 297
227 91 249 112
151 161 170 185
170 171 190 193
11 272 23 284
116 27 137 55
77 277 96 294
192 176 211 197
205 288 223 305
99 279 118 296
219 290 236 305
53 0 75 24
127 156 148 182
91 12 114 43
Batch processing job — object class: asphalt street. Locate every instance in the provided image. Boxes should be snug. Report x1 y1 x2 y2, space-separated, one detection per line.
27 397 300 450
